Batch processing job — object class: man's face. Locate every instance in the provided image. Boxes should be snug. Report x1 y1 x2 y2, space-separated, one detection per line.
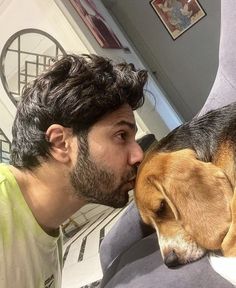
70 104 144 208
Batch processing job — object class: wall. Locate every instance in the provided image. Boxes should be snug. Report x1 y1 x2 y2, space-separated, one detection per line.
102 0 221 121
54 0 183 139
0 0 90 140
0 0 183 142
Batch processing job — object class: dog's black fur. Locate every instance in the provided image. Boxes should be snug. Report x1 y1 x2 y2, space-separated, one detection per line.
151 102 236 162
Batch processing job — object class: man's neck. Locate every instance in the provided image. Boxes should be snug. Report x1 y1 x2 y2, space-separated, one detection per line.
9 163 87 235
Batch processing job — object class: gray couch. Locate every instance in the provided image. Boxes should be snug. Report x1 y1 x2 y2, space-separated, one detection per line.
99 0 236 287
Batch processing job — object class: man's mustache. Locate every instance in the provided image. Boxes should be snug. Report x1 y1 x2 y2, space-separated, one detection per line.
127 165 138 181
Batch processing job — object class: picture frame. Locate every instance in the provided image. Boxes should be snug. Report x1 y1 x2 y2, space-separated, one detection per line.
150 0 206 40
69 0 123 49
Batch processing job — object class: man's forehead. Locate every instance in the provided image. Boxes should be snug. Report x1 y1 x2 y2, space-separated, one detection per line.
114 120 137 132
98 104 136 127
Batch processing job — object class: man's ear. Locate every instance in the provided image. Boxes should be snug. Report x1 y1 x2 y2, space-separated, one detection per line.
45 124 73 164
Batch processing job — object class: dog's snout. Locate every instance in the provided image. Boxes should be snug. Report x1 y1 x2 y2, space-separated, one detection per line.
164 250 180 268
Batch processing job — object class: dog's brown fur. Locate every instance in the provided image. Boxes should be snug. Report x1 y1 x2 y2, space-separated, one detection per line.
135 103 236 267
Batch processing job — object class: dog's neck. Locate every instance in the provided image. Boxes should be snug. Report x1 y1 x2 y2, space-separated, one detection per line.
213 141 236 189
212 141 236 258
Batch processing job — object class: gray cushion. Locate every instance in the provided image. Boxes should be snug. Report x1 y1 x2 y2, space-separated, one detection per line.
101 234 234 288
99 0 236 286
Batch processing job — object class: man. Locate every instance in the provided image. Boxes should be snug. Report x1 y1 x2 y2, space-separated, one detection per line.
0 54 147 287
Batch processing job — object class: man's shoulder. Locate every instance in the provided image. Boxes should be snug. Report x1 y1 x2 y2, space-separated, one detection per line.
0 164 18 192
0 164 10 183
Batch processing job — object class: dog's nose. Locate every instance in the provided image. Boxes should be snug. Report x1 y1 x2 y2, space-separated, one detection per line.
164 250 180 268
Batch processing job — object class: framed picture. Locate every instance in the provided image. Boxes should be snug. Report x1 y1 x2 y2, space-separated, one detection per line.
69 0 123 48
150 0 206 40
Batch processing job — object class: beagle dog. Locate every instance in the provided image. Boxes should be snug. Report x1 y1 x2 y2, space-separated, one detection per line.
135 102 236 269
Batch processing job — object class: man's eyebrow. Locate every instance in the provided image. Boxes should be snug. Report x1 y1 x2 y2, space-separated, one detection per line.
115 120 137 132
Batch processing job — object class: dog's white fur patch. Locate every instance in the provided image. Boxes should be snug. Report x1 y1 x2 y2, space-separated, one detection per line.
209 252 236 285
150 219 206 264
158 233 206 264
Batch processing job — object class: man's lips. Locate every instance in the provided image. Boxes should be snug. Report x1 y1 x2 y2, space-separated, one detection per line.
128 175 136 182
127 177 136 189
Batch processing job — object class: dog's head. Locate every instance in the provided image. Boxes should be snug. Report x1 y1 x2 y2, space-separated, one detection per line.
135 149 233 268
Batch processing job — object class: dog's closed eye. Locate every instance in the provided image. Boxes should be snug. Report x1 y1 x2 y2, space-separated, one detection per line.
156 200 167 218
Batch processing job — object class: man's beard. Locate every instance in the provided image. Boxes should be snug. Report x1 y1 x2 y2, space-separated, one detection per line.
70 138 136 208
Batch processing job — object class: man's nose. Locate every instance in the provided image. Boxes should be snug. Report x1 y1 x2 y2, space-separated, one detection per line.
129 142 144 166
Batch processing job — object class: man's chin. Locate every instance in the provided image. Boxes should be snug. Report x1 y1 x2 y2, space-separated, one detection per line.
110 198 129 208
123 179 135 192
86 181 133 208
88 191 129 208
105 191 129 208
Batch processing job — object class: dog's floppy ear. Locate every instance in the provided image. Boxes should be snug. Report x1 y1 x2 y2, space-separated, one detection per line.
150 178 179 221
161 149 233 250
